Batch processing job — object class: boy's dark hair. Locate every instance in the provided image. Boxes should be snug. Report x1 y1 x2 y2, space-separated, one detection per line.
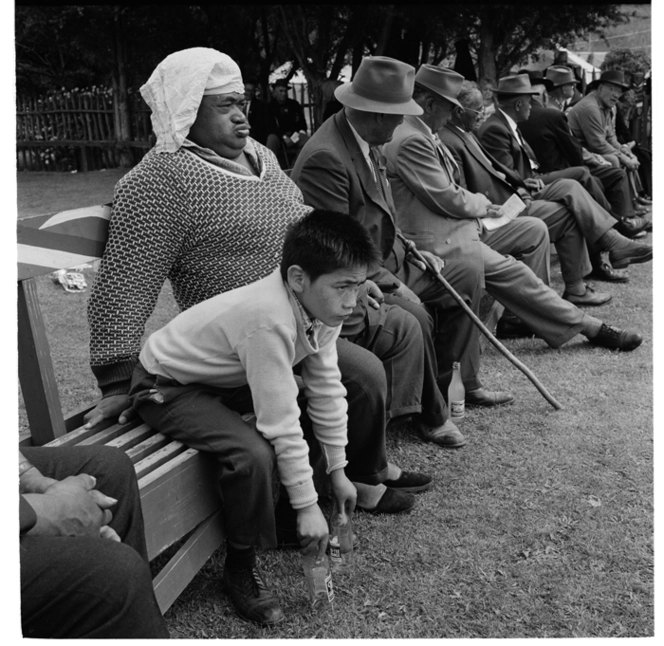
280 209 381 281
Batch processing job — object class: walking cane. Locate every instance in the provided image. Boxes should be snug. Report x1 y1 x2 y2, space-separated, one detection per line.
397 233 563 411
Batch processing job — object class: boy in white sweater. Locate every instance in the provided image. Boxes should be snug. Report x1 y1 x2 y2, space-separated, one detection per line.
129 210 404 625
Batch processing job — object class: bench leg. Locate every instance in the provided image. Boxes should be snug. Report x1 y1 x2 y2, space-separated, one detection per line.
152 511 226 614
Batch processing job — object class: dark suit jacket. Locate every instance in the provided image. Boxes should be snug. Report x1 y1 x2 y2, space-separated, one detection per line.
290 110 406 288
269 98 308 136
518 102 585 173
478 109 538 179
246 99 278 145
440 123 525 205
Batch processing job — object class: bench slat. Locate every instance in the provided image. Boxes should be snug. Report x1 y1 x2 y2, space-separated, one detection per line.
139 449 221 560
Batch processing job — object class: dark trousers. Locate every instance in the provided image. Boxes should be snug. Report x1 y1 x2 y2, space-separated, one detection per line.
345 300 447 427
130 354 388 549
20 446 169 639
588 163 635 218
386 252 484 393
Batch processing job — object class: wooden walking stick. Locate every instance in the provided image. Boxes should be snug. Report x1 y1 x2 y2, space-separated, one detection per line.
397 233 563 411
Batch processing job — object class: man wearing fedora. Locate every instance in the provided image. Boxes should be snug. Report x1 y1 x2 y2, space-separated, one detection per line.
382 65 641 352
292 56 514 409
518 66 651 275
478 73 652 289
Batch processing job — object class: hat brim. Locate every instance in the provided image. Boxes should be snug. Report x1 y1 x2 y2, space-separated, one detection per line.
335 84 423 115
414 79 462 108
491 88 539 95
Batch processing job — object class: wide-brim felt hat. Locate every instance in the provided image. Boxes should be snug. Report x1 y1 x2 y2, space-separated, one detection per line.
491 73 539 95
521 69 554 93
596 69 630 89
335 56 423 115
414 65 464 107
545 65 579 88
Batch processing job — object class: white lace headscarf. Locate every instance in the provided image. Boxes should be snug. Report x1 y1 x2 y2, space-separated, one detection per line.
140 48 245 153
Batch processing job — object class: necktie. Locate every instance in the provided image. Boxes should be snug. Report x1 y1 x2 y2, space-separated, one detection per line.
369 148 387 200
515 127 539 171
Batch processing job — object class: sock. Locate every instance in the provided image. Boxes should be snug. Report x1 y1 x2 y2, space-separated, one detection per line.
225 542 256 571
597 229 630 252
564 280 586 296
580 314 604 339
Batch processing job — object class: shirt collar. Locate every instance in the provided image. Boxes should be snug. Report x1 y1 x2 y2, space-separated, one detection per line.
285 282 321 341
499 108 520 137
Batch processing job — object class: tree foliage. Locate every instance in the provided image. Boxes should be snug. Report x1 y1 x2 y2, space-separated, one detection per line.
16 4 631 122
600 47 651 78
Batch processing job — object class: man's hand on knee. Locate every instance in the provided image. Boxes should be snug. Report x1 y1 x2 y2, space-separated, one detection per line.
84 394 136 429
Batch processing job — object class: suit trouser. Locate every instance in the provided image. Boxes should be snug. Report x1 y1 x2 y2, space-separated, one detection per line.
539 166 617 219
386 254 484 394
525 196 593 283
481 220 585 347
20 446 169 639
345 300 447 427
586 164 634 218
129 352 389 549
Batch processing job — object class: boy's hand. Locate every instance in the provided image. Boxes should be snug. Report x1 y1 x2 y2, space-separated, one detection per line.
296 503 328 558
329 469 357 516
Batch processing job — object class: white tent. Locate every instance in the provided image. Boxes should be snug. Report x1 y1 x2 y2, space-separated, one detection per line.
269 63 353 85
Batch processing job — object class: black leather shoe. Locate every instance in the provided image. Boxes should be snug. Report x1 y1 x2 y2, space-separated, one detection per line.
609 242 653 269
562 284 612 306
496 317 536 339
616 216 651 238
586 261 629 283
384 470 434 493
587 324 643 352
465 388 514 407
357 487 415 515
223 563 285 626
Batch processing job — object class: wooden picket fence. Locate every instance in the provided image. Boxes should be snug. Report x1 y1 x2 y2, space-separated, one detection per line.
16 87 153 172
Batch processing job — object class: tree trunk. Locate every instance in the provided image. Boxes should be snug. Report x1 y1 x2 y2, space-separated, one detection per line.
477 22 498 91
112 7 133 168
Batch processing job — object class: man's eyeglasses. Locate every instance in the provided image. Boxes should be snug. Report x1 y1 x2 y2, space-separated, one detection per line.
465 106 485 117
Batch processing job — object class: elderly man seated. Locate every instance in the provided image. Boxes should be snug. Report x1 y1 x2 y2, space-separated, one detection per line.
478 73 652 285
381 65 641 352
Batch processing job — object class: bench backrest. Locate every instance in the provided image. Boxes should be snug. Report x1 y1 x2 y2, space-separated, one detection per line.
18 205 113 445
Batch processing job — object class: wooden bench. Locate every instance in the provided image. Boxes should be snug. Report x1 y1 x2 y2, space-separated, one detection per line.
17 204 225 614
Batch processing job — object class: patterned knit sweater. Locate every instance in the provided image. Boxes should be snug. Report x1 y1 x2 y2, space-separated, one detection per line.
88 140 312 396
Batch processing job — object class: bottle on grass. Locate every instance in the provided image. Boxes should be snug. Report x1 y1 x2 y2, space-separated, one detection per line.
328 501 353 574
448 361 465 420
302 553 334 608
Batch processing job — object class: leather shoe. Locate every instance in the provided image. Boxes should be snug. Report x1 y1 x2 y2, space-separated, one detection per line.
465 388 514 407
586 261 629 283
609 241 653 269
418 419 467 449
616 216 651 238
357 487 415 515
587 323 643 352
496 316 536 339
562 284 612 306
223 563 285 626
384 470 434 492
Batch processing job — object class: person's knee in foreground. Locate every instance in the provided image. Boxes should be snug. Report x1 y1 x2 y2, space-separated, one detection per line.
130 209 430 626
19 445 169 639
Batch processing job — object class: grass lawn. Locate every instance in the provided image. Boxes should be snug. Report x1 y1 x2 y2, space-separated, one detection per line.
16 171 653 638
